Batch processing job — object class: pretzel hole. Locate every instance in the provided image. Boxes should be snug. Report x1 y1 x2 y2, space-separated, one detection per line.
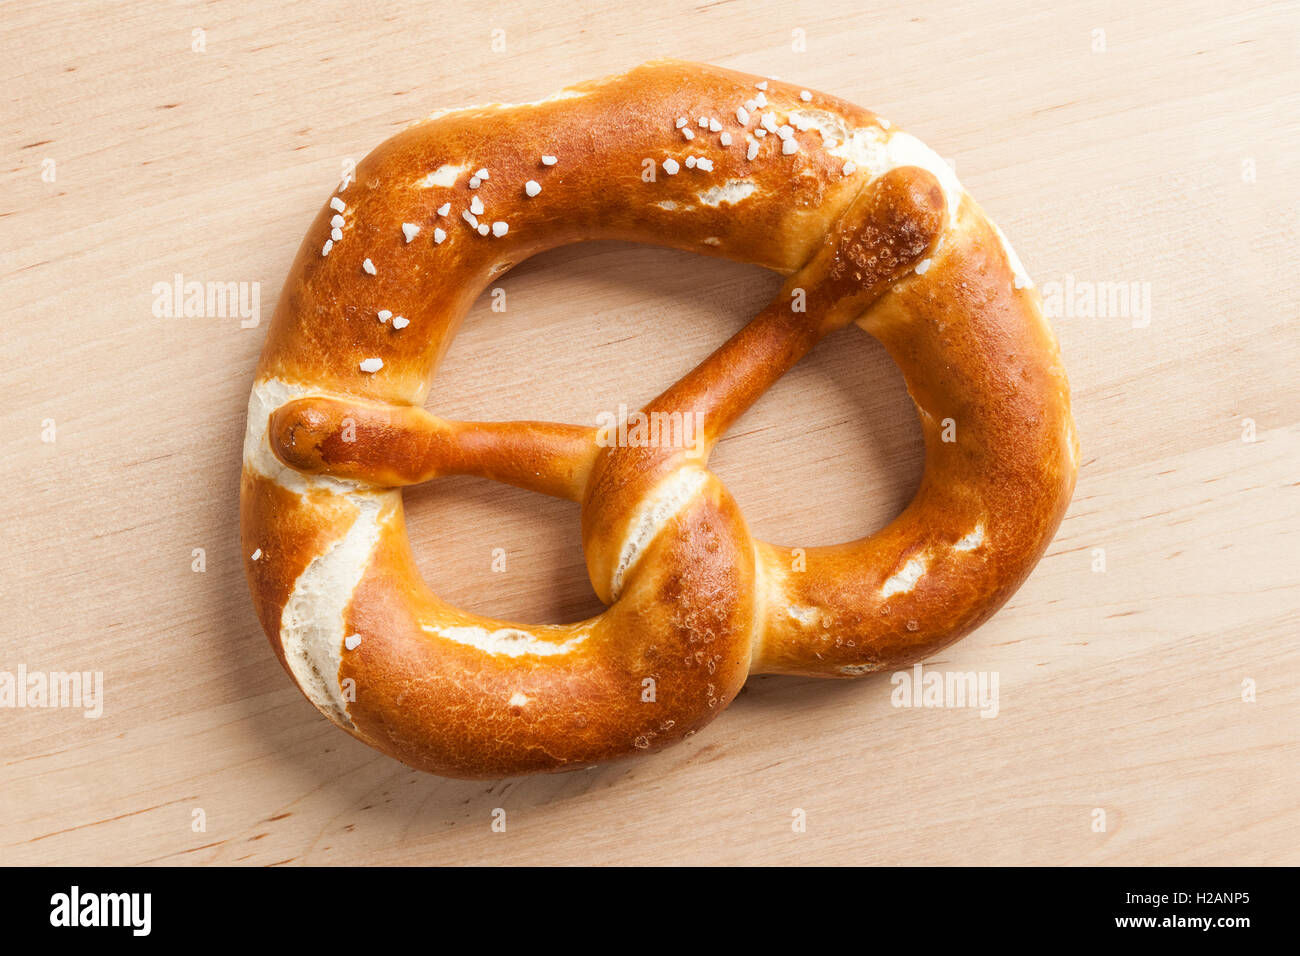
425 242 777 422
404 476 603 624
708 323 923 547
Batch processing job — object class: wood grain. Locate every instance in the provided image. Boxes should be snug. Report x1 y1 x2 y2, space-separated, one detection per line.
1 0 1296 865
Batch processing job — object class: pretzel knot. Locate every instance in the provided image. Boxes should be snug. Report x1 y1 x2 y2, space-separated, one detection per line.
241 60 1077 778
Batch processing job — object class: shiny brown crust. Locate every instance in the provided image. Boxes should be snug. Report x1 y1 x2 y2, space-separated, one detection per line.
241 59 1077 778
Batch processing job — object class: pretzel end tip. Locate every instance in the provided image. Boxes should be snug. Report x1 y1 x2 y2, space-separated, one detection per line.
269 399 331 475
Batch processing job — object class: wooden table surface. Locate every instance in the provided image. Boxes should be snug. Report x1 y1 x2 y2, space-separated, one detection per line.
3 0 1296 866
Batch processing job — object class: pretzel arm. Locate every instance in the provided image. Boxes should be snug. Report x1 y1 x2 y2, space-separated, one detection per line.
650 165 946 454
269 397 598 500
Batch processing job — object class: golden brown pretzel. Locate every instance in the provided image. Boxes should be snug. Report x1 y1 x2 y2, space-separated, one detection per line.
241 59 1077 778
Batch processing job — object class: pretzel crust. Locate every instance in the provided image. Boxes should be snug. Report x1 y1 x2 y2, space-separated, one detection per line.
241 59 1077 777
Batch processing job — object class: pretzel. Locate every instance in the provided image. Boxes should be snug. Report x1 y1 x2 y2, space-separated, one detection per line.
241 59 1077 778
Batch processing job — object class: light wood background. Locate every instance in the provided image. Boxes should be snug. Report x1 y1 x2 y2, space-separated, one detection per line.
2 0 1296 866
